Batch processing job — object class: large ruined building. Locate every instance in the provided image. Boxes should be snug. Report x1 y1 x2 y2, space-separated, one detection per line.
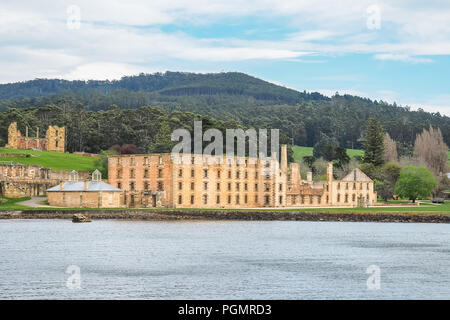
108 145 377 208
5 122 65 152
0 164 90 198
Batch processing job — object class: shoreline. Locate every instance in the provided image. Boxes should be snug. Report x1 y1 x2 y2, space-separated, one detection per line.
1 209 449 223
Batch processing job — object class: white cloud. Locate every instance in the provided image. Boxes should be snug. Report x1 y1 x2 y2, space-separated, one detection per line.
315 88 368 98
406 95 450 116
0 0 450 82
55 63 153 81
181 47 308 61
374 53 433 63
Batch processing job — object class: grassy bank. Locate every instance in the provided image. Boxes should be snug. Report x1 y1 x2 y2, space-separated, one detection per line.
293 146 450 167
299 201 450 214
0 148 97 171
1 207 449 223
0 197 31 210
1 196 448 214
292 145 363 163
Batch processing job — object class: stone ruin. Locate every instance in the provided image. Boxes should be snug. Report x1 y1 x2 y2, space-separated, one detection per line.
5 122 65 153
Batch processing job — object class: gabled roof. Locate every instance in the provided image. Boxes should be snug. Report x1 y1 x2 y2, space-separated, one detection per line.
340 168 373 182
47 181 121 192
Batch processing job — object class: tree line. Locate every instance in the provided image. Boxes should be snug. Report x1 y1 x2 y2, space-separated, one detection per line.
1 72 449 152
300 117 449 202
0 105 293 160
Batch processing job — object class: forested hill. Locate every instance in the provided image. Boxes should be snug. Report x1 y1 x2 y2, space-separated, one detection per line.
0 72 327 104
0 71 449 154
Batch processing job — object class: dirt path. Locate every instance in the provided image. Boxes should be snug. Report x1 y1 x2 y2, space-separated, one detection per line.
17 197 53 208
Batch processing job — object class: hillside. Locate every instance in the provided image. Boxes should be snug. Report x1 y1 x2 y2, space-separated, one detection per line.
0 72 327 104
0 148 97 171
292 146 364 163
0 72 449 155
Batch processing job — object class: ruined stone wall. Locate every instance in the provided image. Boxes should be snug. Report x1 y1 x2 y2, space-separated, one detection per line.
0 164 68 198
4 122 65 153
0 164 50 180
1 181 54 198
73 152 100 158
107 151 377 210
48 170 90 181
285 180 377 208
329 180 376 206
5 122 18 149
108 154 173 208
46 126 65 152
108 153 286 209
17 137 46 150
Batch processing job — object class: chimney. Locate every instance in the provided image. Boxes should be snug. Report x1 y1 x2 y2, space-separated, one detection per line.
307 171 313 182
280 144 287 173
84 181 89 191
289 163 301 185
327 162 333 182
59 182 64 190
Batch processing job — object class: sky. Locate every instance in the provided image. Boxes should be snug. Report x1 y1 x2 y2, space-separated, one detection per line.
1 0 449 114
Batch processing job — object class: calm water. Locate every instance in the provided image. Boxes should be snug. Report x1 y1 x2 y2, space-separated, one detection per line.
0 219 449 299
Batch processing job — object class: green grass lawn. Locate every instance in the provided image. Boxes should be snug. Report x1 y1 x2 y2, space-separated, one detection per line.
0 197 31 210
298 201 450 214
292 145 364 163
0 148 97 171
2 196 447 214
293 146 450 168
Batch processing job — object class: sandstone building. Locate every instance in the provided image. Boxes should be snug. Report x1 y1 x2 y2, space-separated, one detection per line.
108 145 377 208
5 122 65 152
47 170 121 208
0 164 90 198
286 163 376 207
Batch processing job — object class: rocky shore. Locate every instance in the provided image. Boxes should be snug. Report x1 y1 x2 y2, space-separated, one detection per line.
0 209 449 223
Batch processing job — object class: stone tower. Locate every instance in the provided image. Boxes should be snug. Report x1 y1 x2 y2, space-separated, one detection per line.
5 122 19 149
46 125 65 152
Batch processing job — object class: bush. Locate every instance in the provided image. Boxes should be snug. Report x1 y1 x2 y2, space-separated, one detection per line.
394 166 437 202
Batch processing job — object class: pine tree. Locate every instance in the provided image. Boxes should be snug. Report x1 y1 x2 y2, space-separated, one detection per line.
363 118 385 166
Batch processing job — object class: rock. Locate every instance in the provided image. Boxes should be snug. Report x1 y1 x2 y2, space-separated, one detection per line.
72 214 91 223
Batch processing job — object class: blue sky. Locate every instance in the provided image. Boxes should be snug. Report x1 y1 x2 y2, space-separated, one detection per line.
0 0 449 114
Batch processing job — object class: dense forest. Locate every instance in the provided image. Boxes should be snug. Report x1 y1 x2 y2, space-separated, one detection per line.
0 72 449 156
0 105 293 161
0 72 324 103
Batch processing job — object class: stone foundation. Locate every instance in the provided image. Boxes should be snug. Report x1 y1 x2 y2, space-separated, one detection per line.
0 209 449 223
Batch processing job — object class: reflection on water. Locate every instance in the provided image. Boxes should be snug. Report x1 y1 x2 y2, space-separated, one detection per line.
0 220 449 299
